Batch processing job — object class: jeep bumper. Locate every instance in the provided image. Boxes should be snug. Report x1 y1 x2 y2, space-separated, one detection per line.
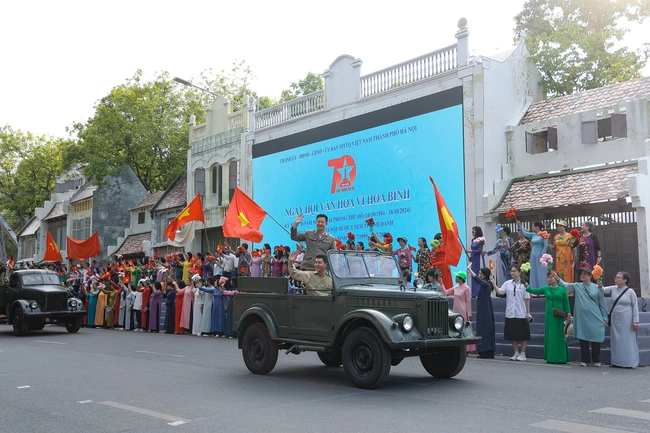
24 311 86 320
389 336 481 350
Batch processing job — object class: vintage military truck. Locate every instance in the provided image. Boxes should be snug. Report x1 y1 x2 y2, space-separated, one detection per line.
234 250 480 389
0 269 86 336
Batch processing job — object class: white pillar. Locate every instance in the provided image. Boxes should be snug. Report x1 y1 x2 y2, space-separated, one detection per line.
629 157 650 297
455 18 469 67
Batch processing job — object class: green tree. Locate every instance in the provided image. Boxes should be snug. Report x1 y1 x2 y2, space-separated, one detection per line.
514 0 650 95
68 70 206 192
279 72 323 103
0 125 66 226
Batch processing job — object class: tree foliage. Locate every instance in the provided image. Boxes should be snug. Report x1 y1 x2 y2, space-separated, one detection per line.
514 0 650 95
0 125 66 227
279 72 324 103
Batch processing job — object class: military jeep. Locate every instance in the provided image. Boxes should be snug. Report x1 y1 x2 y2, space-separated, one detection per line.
234 250 480 389
0 269 86 336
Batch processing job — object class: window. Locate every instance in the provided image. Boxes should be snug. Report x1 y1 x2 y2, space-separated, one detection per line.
195 168 206 197
212 164 223 204
138 211 145 225
160 216 175 240
228 160 239 201
582 114 627 144
72 217 91 239
49 220 66 249
525 127 557 154
23 237 36 259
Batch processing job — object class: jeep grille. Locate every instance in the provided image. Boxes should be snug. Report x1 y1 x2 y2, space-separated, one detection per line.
425 299 448 338
44 292 68 312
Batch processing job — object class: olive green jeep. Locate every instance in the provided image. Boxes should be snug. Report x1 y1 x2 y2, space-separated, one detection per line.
234 250 480 389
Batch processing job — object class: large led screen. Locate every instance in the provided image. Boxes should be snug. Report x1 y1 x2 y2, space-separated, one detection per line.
252 87 466 272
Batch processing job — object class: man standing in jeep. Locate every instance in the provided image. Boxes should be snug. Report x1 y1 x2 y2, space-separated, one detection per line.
290 213 336 271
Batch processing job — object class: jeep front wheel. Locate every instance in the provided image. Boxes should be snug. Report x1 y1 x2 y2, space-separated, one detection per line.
342 327 391 389
420 346 467 378
317 349 342 367
12 308 28 336
66 317 83 334
242 323 278 375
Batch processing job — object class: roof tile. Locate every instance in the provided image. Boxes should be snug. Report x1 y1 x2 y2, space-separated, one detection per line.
520 76 650 124
114 233 151 256
156 178 187 211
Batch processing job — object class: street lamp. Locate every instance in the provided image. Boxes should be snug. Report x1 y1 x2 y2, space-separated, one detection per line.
173 77 219 98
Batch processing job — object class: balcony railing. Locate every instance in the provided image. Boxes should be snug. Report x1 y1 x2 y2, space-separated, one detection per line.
228 112 244 130
254 90 325 130
360 44 458 98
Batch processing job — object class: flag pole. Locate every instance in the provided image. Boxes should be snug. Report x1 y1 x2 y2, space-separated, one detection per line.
265 213 292 237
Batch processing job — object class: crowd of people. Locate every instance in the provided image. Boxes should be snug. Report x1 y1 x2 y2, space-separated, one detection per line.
2 214 642 368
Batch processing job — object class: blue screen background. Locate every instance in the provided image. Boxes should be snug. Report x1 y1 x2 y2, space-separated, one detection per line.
252 104 466 273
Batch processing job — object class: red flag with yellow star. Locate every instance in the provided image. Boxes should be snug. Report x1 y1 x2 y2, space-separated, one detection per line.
223 187 267 242
43 229 63 262
165 194 205 241
430 177 463 267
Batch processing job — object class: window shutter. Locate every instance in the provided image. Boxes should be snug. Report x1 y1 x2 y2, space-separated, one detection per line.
597 118 612 139
611 114 627 138
547 127 558 150
525 132 534 154
195 168 205 197
581 121 597 144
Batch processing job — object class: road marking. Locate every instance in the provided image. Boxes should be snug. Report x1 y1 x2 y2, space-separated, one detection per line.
530 419 635 433
17 386 31 389
99 401 188 423
134 350 185 358
36 340 67 345
590 407 650 421
640 399 650 403
168 421 187 426
77 400 93 404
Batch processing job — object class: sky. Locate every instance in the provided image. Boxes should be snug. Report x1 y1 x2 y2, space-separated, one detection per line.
1 0 648 139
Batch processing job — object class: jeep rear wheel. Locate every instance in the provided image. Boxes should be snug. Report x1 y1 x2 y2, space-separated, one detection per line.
242 323 278 375
342 327 391 389
66 317 83 334
420 346 467 378
12 308 28 336
317 349 342 367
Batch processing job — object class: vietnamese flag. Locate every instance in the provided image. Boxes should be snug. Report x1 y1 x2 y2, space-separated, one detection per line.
43 229 63 262
67 232 102 260
223 187 267 242
165 194 205 241
430 177 463 267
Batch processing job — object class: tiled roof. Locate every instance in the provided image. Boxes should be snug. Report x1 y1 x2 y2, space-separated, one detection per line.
69 181 97 204
520 76 650 124
114 232 151 256
155 178 187 212
130 191 164 211
492 164 638 213
18 217 40 237
44 202 66 220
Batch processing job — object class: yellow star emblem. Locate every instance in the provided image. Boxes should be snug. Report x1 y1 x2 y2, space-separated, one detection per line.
237 211 250 227
441 206 455 231
177 208 190 221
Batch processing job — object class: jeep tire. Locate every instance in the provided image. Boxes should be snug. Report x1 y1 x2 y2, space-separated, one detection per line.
317 349 342 367
66 317 83 334
12 308 28 336
242 323 278 375
420 346 467 378
342 327 391 389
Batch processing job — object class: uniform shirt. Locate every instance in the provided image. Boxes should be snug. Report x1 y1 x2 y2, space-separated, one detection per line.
288 264 332 296
133 290 143 310
496 279 530 319
290 228 336 270
222 253 235 272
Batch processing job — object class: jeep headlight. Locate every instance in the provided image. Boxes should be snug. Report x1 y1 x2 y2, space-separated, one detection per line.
29 301 39 309
401 315 414 332
453 315 464 331
68 299 78 308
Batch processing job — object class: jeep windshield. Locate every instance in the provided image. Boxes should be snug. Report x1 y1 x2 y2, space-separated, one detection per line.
329 251 401 285
21 272 61 286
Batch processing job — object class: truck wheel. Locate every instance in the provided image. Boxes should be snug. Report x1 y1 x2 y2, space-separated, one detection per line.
317 349 342 367
66 317 83 334
29 321 46 331
12 308 28 336
342 327 391 389
420 346 467 378
242 323 278 375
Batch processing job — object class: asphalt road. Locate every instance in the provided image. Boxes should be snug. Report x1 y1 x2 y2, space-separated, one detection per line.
1 324 649 433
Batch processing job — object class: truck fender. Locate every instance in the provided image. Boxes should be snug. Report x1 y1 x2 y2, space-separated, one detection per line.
237 306 280 348
9 299 39 322
334 309 398 346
